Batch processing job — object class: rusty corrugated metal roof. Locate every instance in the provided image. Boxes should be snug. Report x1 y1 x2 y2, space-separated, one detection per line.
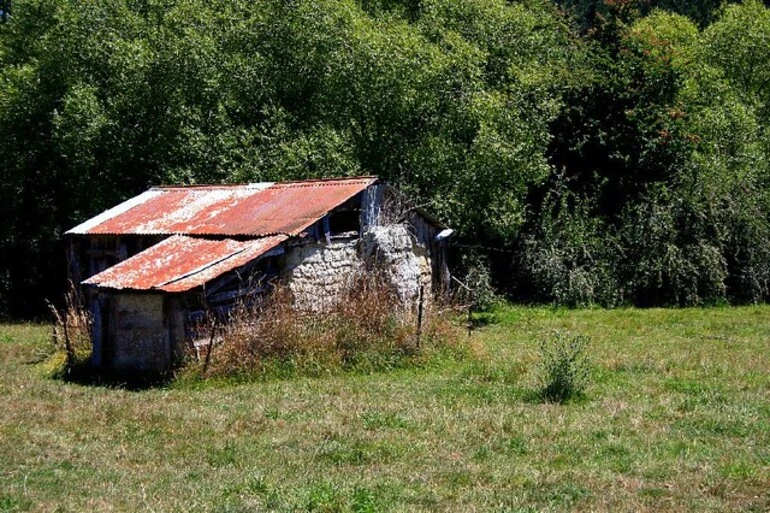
83 234 287 292
67 177 378 237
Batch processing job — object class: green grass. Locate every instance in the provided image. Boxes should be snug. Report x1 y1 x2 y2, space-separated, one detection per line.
1 306 770 512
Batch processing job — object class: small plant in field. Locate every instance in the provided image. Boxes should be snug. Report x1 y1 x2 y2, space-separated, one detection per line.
537 332 591 403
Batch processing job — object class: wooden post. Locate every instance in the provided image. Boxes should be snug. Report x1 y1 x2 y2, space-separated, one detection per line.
416 284 424 349
322 215 332 245
467 287 474 337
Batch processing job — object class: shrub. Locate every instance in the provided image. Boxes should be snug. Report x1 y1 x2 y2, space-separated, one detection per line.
537 332 591 404
619 189 728 306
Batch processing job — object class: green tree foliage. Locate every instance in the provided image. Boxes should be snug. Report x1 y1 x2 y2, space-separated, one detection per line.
701 0 770 122
0 0 573 316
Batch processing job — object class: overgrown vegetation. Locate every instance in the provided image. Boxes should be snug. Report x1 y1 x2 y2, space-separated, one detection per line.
191 273 468 380
2 305 769 511
457 253 500 314
3 0 770 315
40 272 467 383
524 0 770 307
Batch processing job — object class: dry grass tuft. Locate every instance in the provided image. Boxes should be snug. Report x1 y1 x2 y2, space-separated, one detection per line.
45 283 92 375
197 271 467 379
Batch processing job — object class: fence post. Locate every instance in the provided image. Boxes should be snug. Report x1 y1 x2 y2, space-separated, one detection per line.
450 275 475 338
416 283 424 349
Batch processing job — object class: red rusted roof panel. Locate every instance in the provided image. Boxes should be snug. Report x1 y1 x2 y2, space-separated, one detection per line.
67 177 377 236
83 235 287 292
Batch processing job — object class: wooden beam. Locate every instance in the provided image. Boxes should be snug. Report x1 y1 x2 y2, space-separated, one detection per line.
323 215 332 244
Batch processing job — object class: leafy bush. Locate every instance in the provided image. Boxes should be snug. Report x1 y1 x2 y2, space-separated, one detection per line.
458 253 499 313
521 189 621 307
619 188 728 306
537 332 591 403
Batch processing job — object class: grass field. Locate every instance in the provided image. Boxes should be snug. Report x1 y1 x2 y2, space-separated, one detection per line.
1 306 769 512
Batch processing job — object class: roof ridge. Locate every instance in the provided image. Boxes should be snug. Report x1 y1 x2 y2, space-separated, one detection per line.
150 176 378 190
274 175 378 185
150 183 269 190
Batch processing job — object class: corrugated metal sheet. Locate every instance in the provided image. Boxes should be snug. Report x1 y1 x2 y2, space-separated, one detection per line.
83 234 287 292
67 177 378 236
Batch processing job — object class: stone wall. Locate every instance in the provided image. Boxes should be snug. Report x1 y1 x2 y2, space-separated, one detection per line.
281 237 362 311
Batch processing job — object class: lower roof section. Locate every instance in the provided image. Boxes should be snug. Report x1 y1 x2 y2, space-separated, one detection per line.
83 234 288 293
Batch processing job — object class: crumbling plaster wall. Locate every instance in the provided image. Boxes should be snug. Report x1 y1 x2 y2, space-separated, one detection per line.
361 224 432 309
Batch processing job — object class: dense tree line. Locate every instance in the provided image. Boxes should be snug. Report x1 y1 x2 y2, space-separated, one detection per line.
523 0 770 306
553 0 770 28
0 0 769 317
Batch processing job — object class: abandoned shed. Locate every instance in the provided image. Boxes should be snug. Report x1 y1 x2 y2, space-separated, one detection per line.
65 177 452 372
